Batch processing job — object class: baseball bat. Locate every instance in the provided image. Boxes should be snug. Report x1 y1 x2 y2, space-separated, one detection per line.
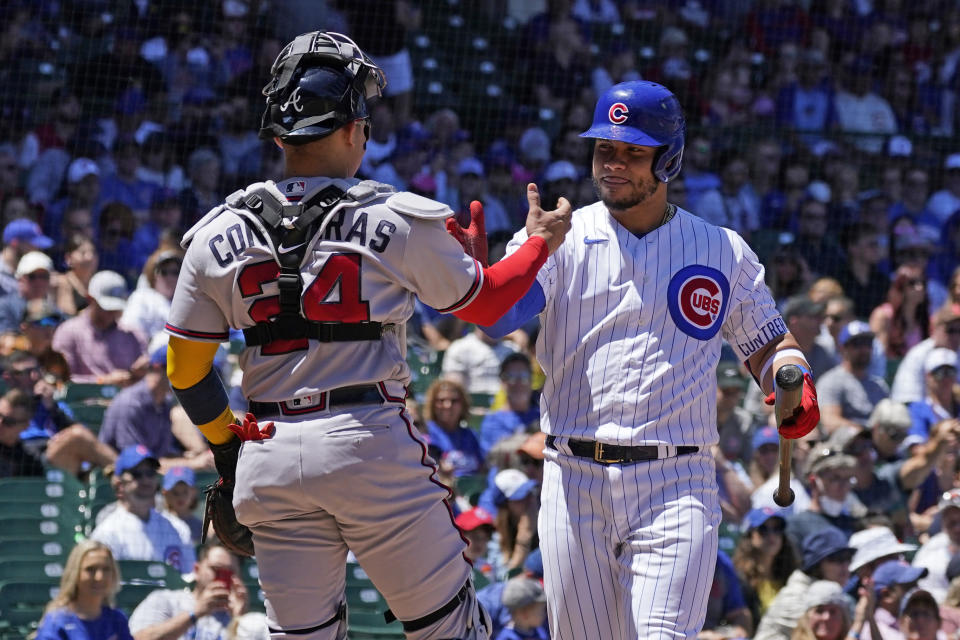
772 364 804 507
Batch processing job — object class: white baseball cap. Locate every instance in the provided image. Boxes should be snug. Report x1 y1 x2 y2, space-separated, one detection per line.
15 251 54 278
848 526 917 572
924 347 959 374
67 157 100 184
88 270 129 311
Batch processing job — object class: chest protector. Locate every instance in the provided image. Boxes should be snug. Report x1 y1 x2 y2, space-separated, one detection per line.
219 179 394 348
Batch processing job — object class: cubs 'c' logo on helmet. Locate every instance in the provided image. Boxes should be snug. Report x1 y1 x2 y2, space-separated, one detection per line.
608 102 629 124
667 265 730 340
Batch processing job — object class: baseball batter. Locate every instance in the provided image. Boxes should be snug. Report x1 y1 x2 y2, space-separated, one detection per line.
482 81 821 639
163 32 571 640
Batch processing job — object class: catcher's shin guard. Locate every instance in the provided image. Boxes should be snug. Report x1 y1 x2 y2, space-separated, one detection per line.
383 578 490 640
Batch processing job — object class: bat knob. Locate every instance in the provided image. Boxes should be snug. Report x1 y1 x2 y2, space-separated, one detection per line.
773 487 795 508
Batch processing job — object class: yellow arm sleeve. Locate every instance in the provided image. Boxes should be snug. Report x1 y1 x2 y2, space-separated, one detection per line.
167 336 236 445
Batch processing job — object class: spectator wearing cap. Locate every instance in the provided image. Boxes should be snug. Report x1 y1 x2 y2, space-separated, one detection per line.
754 527 855 640
52 270 147 385
0 218 54 296
18 301 69 379
491 469 539 578
494 576 548 640
830 223 890 320
867 400 912 466
682 135 722 212
478 548 544 637
701 549 754 640
816 295 856 364
818 321 890 434
912 490 960 603
450 157 511 237
540 160 578 225
716 361 756 469
455 506 497 582
99 343 210 471
792 580 858 640
90 444 196 575
786 447 865 549
927 154 960 226
42 158 101 247
121 247 184 341
160 466 202 544
99 141 159 219
479 353 540 456
891 305 960 405
861 560 928 640
0 250 58 333
848 526 918 589
733 508 797 623
905 349 960 446
0 349 115 477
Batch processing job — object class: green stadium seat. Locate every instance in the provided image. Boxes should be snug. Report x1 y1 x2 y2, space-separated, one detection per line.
0 538 69 563
0 559 65 583
61 383 119 404
347 610 404 639
454 474 487 505
0 499 84 525
345 584 388 612
0 476 84 505
116 560 187 589
0 517 82 544
0 582 59 618
114 583 159 616
471 568 490 590
66 403 108 433
0 606 45 640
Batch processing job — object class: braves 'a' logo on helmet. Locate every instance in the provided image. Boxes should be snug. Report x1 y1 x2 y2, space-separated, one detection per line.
608 102 629 124
667 265 730 340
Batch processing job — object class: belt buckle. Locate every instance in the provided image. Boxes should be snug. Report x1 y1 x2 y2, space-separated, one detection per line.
594 441 620 464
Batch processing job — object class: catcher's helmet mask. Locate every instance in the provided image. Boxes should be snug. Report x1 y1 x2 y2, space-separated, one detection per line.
581 80 685 183
260 31 386 145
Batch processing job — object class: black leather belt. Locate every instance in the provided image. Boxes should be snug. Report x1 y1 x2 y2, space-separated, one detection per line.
545 435 699 465
248 385 383 418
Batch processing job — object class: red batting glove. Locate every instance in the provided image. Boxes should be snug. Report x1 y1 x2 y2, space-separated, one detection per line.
445 200 489 268
764 373 820 439
228 413 275 441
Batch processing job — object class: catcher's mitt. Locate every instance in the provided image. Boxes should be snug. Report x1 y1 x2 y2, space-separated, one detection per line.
202 477 254 557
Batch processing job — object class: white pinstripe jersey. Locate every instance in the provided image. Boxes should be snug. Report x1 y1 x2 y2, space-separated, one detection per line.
166 177 482 401
507 202 784 447
90 507 196 574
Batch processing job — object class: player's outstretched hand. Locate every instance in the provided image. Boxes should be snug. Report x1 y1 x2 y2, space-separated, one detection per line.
228 413 275 441
764 372 819 439
525 183 572 254
445 200 489 267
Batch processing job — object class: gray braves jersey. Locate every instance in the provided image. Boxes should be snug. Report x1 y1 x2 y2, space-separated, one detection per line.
507 202 784 447
166 177 482 401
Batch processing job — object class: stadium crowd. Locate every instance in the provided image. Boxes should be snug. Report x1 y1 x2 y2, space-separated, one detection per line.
2 0 960 638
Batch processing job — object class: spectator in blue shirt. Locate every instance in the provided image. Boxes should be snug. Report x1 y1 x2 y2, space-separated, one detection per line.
702 549 753 639
423 378 485 477
480 353 540 456
906 348 960 445
494 576 548 640
35 539 133 640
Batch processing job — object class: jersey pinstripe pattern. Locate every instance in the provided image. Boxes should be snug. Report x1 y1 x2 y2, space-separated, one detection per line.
506 202 782 639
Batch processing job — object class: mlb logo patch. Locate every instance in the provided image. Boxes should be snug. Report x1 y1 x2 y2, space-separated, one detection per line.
286 181 305 194
667 265 730 340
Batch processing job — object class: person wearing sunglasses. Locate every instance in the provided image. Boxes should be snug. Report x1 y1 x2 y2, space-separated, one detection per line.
120 248 184 340
90 444 195 576
0 387 46 477
867 399 912 465
732 508 798 625
479 353 540 457
0 250 59 333
755 526 856 640
785 447 866 551
891 303 960 405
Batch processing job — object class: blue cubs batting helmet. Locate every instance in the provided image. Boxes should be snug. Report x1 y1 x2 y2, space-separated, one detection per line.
260 32 386 145
580 81 685 183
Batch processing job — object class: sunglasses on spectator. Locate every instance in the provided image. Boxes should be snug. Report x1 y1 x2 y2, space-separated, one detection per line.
931 367 957 381
945 326 960 335
26 272 50 281
30 316 62 328
126 467 158 480
502 372 531 383
823 550 854 564
880 425 907 442
825 314 847 322
756 522 785 536
157 267 180 277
